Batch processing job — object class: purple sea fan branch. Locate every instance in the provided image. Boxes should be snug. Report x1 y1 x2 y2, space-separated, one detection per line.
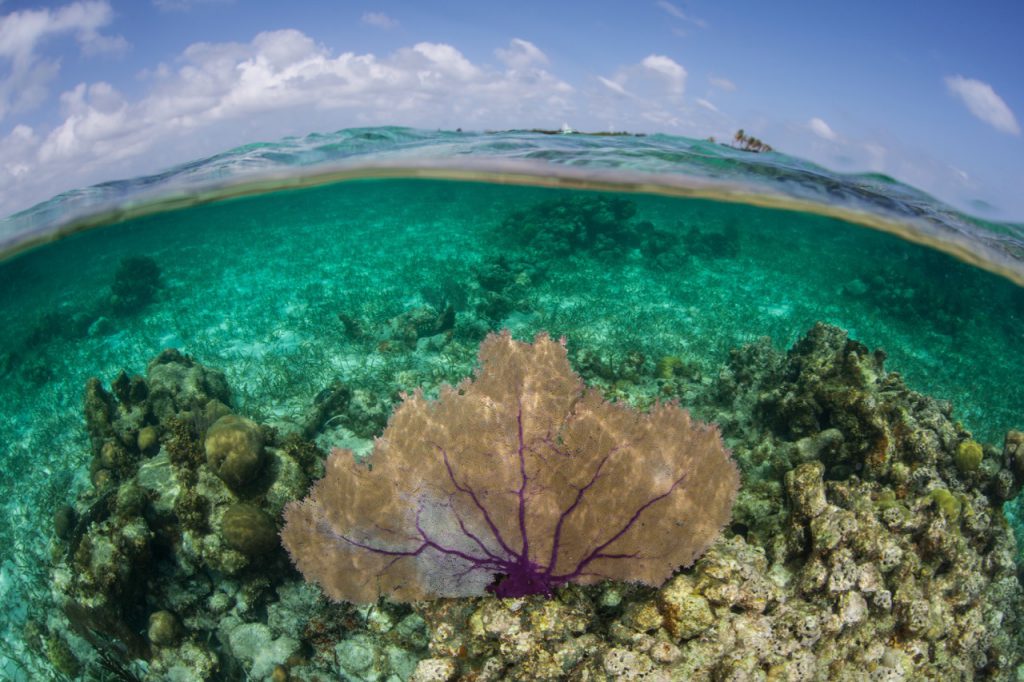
553 470 689 584
543 447 618 578
434 442 518 558
514 399 531 560
447 495 507 563
281 330 739 603
411 506 506 569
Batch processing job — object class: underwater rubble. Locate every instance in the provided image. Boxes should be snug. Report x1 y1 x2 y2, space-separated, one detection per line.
497 195 737 270
36 322 1024 681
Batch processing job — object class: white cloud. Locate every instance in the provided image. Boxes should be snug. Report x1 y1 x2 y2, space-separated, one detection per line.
696 98 718 113
0 124 38 179
656 1 685 20
598 76 629 96
410 42 480 80
655 1 707 29
361 12 397 29
808 117 837 140
591 54 712 136
945 75 1020 135
39 81 136 164
0 1 127 120
640 54 686 96
495 38 548 70
708 76 735 92
0 1 121 59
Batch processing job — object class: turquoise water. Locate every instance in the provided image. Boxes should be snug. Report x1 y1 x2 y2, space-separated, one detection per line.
1 129 1023 679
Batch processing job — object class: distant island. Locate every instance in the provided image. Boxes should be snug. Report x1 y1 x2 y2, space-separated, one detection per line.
707 129 774 153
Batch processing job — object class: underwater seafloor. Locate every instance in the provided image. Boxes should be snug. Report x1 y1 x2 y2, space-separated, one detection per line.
1 129 1024 680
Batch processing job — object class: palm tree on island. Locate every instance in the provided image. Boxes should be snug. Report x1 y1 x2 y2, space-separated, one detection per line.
729 129 773 153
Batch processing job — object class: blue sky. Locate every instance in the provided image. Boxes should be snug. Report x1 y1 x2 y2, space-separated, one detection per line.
1 0 1022 220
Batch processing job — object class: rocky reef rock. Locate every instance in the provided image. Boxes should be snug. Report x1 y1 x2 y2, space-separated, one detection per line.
146 348 231 423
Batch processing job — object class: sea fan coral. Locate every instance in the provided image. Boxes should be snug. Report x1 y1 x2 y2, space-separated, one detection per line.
281 331 739 603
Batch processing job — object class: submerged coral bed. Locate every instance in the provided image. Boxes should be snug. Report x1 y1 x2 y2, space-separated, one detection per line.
28 323 1024 680
0 180 1022 679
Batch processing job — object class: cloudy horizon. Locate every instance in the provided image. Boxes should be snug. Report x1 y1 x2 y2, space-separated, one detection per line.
1 0 1022 221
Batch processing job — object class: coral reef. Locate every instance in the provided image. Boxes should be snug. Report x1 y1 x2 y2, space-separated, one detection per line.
110 255 162 315
282 331 739 603
40 322 1024 680
205 415 267 491
494 195 741 277
391 325 1024 681
498 195 686 264
469 254 539 325
49 350 311 680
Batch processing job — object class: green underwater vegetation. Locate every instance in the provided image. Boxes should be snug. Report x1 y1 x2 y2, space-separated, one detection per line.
0 164 1022 679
